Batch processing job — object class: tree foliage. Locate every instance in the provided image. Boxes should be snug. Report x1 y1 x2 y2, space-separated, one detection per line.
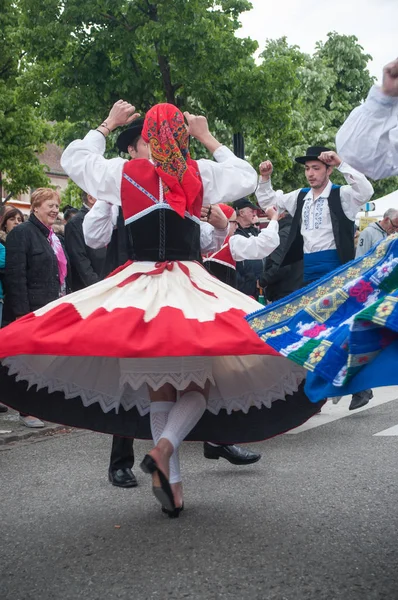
3 1 394 203
248 32 378 193
0 0 52 199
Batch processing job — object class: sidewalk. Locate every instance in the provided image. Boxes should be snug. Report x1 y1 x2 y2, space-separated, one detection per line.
0 407 71 445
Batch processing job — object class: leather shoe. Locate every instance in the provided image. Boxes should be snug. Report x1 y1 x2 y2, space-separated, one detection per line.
108 467 138 488
349 389 373 411
203 443 261 465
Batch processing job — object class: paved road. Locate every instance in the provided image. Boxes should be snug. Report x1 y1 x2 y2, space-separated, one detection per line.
1 388 398 600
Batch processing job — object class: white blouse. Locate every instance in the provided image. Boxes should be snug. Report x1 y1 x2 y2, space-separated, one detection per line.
61 130 258 207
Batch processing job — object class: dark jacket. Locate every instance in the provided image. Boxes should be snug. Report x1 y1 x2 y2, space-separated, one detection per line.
64 206 106 291
234 225 263 298
260 214 303 302
4 214 70 318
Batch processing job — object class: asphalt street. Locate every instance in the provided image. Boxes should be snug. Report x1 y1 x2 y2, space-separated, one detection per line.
1 388 398 600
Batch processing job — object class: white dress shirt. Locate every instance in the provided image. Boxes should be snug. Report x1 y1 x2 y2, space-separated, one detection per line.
229 221 279 261
255 162 374 254
336 86 398 180
83 200 228 253
61 130 257 207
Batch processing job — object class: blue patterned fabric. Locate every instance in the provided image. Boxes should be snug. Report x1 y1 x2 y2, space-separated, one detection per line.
246 235 398 402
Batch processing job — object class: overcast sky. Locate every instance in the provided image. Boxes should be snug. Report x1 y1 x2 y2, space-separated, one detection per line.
236 0 397 84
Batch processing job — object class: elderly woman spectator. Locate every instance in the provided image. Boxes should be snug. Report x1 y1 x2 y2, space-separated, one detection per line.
4 188 69 427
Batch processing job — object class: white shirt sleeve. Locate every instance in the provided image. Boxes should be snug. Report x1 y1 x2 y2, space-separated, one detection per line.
229 220 280 261
61 130 126 205
61 134 257 208
256 179 300 216
198 146 258 205
199 221 228 253
337 161 374 220
82 201 119 249
336 86 398 180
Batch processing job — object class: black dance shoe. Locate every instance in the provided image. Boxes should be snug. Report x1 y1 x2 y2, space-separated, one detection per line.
203 443 261 465
349 389 373 411
0 403 8 413
162 503 184 519
140 454 175 512
108 468 138 488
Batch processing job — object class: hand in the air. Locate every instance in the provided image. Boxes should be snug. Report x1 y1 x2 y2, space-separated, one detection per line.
184 112 210 142
259 160 273 181
382 58 398 97
318 150 342 167
105 101 140 131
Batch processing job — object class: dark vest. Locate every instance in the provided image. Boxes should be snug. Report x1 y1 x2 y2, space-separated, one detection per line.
282 184 355 268
102 208 130 278
120 159 203 262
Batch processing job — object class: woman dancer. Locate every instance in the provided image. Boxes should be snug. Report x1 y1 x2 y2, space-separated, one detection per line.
0 101 321 516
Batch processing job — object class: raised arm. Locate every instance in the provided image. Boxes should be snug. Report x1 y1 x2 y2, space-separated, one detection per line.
184 112 258 204
256 160 299 216
336 59 398 180
61 101 141 204
229 208 280 261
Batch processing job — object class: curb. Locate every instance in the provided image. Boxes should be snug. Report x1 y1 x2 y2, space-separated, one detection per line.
0 424 72 445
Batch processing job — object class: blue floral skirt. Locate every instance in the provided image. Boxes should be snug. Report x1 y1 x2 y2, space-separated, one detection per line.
246 234 398 402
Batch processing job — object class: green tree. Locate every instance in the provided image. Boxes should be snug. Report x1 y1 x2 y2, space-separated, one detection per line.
248 33 378 194
0 0 52 200
17 0 301 170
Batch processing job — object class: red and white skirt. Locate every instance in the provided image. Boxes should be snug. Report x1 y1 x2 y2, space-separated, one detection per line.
0 261 321 442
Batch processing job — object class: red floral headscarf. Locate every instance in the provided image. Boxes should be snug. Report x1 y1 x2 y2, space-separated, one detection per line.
142 103 202 218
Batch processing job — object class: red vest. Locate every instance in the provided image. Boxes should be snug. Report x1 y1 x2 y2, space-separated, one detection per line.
120 158 203 223
119 158 204 262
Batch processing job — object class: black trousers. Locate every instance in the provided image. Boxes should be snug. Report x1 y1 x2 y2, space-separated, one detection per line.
109 436 134 472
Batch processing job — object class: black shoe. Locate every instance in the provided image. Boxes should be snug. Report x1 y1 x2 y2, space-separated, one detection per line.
203 443 261 465
349 389 373 411
108 468 138 488
140 454 175 512
162 503 184 519
0 403 8 413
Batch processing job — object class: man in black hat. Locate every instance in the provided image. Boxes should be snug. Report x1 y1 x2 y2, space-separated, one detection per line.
83 122 262 485
256 146 374 410
232 197 264 298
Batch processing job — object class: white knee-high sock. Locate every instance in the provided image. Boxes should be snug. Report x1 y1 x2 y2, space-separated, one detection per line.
150 401 181 484
160 391 207 451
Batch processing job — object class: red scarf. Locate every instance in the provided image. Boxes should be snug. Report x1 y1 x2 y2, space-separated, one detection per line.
142 103 202 218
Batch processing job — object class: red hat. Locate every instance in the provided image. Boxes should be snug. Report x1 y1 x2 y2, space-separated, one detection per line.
217 203 235 219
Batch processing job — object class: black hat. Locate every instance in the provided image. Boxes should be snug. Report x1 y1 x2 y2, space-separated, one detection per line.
116 118 145 154
295 145 331 165
232 197 258 211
